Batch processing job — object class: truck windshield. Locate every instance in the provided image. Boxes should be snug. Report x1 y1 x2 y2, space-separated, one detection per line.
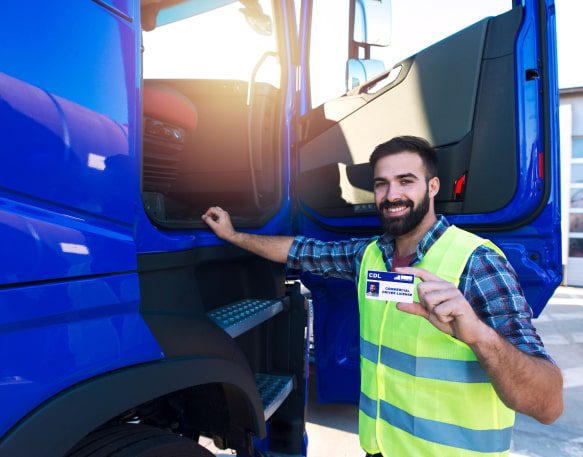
143 0 279 86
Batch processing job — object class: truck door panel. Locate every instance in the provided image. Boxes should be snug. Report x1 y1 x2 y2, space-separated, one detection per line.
299 8 522 220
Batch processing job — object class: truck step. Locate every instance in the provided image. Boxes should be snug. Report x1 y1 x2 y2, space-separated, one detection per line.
255 373 294 421
208 298 285 338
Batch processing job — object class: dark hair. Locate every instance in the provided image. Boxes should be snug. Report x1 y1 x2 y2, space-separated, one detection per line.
369 136 438 180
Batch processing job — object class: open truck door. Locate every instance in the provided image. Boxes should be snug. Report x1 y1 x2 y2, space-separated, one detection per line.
295 0 560 403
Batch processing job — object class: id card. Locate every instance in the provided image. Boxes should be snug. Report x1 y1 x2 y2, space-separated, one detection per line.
365 270 415 303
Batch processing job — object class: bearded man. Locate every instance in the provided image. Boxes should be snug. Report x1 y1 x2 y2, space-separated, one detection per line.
202 136 563 457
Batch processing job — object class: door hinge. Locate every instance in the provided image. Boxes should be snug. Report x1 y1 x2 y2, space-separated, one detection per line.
526 68 540 81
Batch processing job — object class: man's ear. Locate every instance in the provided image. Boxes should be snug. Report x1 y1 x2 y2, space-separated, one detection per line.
428 176 440 198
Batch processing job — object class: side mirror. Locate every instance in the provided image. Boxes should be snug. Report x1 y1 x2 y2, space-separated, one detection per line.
353 0 392 47
346 58 385 90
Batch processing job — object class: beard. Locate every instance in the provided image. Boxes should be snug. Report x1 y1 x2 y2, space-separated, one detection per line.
378 189 430 237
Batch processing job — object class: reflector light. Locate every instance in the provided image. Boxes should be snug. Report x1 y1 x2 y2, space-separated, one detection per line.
453 174 467 201
538 151 544 180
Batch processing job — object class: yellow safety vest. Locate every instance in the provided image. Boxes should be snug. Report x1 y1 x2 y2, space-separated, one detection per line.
357 226 515 456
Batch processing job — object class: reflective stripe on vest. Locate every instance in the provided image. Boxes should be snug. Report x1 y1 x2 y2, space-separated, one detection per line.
360 337 490 383
357 226 515 456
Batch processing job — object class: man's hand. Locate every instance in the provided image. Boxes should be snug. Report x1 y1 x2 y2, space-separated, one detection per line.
202 206 236 242
395 267 564 424
201 206 294 264
395 266 488 345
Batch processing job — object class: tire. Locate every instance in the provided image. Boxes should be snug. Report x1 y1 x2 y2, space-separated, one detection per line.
65 423 215 457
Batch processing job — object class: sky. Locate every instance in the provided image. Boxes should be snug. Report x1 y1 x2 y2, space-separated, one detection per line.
555 0 583 89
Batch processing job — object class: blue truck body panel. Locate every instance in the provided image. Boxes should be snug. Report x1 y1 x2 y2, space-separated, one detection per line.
0 274 163 438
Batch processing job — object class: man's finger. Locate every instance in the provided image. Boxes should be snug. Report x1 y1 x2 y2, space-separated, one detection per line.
417 281 453 295
396 301 429 319
430 306 456 324
395 266 443 283
422 287 460 308
203 207 219 219
202 207 224 223
202 214 218 227
416 282 454 309
205 207 228 222
433 300 464 320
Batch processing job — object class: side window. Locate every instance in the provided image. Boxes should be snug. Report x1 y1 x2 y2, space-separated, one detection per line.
308 0 512 109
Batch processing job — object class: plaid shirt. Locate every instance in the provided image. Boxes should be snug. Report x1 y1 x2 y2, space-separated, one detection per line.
287 215 551 361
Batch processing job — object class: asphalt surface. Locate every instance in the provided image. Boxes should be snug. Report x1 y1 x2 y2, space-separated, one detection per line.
305 286 583 457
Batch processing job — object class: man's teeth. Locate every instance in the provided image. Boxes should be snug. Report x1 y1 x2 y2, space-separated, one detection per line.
387 206 407 213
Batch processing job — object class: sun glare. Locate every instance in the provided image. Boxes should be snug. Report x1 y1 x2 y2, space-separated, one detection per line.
142 1 279 87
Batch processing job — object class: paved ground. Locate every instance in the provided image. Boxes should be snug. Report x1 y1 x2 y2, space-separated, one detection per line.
306 286 583 457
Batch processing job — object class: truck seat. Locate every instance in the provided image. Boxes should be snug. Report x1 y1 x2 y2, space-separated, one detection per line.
143 81 197 130
142 81 197 194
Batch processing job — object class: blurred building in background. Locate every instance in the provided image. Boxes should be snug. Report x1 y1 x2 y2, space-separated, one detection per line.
560 86 583 286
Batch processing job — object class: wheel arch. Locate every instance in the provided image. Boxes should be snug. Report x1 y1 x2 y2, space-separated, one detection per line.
0 357 265 457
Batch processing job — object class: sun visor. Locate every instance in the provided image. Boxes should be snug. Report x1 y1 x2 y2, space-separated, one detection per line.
154 0 237 28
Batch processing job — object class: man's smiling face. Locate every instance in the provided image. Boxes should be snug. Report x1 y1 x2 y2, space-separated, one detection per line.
373 151 439 237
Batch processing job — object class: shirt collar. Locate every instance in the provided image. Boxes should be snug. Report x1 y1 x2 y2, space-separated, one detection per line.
376 215 450 266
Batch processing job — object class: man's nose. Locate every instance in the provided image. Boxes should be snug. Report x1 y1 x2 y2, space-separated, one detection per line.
385 185 403 202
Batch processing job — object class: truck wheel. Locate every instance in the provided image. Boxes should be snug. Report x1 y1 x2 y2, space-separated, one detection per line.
66 423 215 457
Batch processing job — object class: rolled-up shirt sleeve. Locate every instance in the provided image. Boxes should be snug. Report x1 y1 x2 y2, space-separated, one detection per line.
461 246 553 362
286 236 372 282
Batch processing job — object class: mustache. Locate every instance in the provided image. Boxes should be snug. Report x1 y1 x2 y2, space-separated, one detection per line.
379 199 414 211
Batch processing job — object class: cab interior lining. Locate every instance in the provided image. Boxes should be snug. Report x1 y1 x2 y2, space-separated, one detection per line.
298 7 522 219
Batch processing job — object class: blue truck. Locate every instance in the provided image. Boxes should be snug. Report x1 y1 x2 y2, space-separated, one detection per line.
0 0 560 456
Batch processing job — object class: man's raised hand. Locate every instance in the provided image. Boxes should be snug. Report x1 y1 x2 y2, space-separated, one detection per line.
201 207 294 263
395 267 488 345
202 206 236 241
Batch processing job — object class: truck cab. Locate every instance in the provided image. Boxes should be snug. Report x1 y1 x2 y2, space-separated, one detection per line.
0 0 559 456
